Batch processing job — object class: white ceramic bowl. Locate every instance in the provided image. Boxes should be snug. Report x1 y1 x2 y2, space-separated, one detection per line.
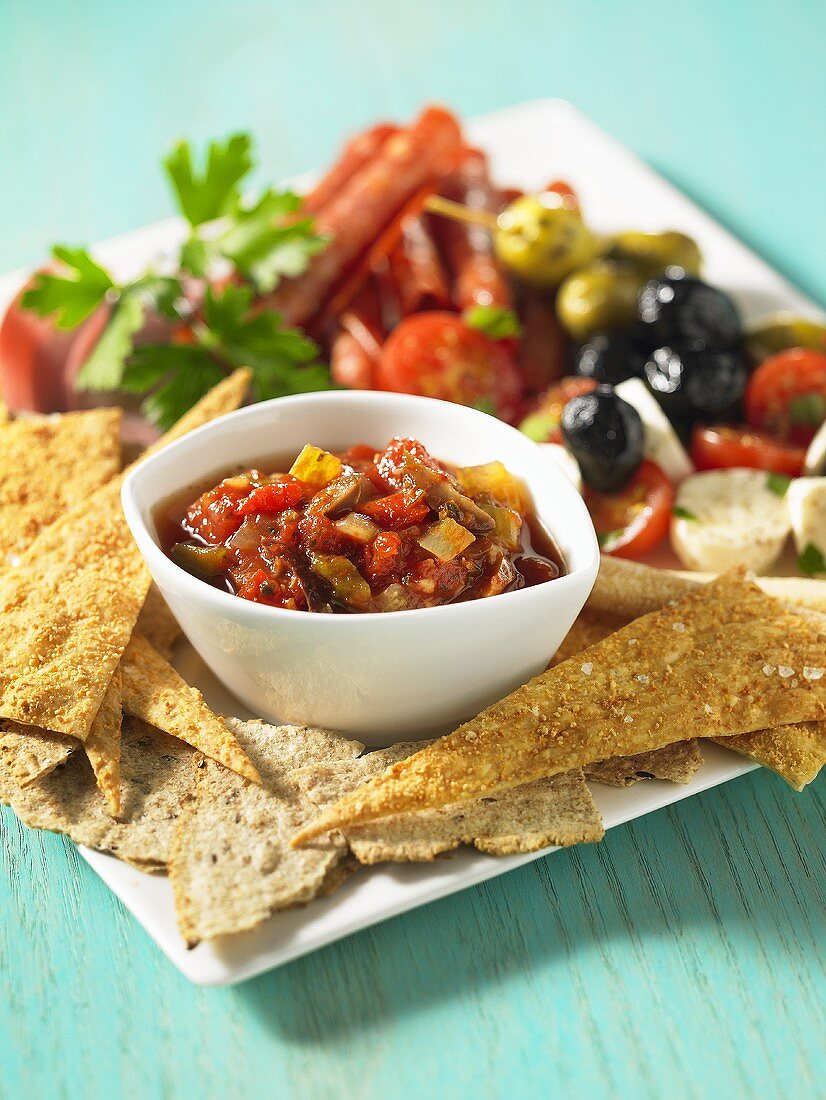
122 392 599 745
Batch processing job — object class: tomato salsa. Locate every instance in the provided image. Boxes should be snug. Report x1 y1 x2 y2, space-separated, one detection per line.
158 437 564 612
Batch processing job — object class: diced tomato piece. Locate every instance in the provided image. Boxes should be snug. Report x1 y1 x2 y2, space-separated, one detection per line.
233 563 308 610
407 557 470 603
185 481 249 543
744 348 826 445
364 489 430 529
375 436 438 487
237 479 303 516
340 444 379 465
691 425 806 477
584 459 675 559
366 531 403 581
298 512 352 555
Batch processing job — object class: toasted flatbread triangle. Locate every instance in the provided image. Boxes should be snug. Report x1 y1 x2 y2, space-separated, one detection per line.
293 571 826 842
0 716 193 870
0 407 122 564
83 668 123 816
0 722 77 786
559 581 826 790
121 634 260 784
0 371 250 739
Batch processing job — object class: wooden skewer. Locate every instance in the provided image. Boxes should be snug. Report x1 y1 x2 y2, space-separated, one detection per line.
424 194 499 232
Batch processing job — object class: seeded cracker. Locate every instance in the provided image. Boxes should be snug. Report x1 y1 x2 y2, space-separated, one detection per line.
135 586 181 659
566 569 826 789
299 742 603 863
120 634 260 783
0 717 193 871
293 571 826 843
83 668 123 816
169 719 364 946
0 408 122 564
0 370 251 740
0 722 76 786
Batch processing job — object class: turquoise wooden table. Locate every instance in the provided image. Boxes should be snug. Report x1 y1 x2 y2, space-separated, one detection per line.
1 2 824 1096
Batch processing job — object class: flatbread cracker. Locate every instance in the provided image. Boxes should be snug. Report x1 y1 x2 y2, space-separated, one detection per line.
120 633 260 783
169 719 363 946
718 723 826 792
83 668 123 816
300 743 603 862
135 585 180 659
572 572 826 789
0 722 76 786
293 570 826 842
584 741 703 787
0 407 122 564
590 555 826 617
0 716 193 867
0 371 250 740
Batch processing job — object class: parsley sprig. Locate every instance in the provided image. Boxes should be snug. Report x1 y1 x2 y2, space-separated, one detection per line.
20 132 330 429
123 285 327 430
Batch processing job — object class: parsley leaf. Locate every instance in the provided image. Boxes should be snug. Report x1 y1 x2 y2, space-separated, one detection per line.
766 472 792 498
464 305 523 340
164 133 253 227
22 246 114 329
123 285 329 430
75 294 146 391
673 505 699 520
798 542 826 577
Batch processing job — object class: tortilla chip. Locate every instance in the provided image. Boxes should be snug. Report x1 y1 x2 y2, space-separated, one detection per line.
590 555 826 617
169 718 363 946
301 743 603 862
83 668 123 816
585 741 703 787
716 723 826 792
0 372 250 740
0 722 77 786
0 716 193 867
293 570 826 842
0 408 122 566
135 585 180 658
120 633 260 783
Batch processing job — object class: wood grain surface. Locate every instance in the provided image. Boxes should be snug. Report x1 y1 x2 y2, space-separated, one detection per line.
1 2 824 1097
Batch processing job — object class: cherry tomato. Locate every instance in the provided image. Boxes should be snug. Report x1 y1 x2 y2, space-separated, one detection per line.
691 425 805 477
544 179 580 214
377 312 523 421
584 459 675 559
519 377 597 442
744 348 826 445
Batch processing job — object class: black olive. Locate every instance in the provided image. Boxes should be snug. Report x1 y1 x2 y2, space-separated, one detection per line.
561 384 645 493
637 272 742 349
643 343 748 422
573 332 646 385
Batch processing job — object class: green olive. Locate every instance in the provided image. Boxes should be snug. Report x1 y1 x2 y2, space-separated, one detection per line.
607 230 702 277
746 313 826 365
493 195 601 287
556 261 644 341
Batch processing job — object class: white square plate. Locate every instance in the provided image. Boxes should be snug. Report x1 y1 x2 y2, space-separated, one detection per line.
2 98 822 985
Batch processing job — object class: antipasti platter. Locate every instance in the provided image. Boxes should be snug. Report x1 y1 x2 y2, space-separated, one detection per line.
0 100 824 985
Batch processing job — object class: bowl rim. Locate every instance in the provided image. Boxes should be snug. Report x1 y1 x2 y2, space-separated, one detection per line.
121 391 600 626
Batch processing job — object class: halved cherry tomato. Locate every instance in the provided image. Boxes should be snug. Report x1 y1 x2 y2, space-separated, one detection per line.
584 459 675 559
691 425 805 476
519 376 597 442
376 312 523 421
744 348 826 445
544 179 580 214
